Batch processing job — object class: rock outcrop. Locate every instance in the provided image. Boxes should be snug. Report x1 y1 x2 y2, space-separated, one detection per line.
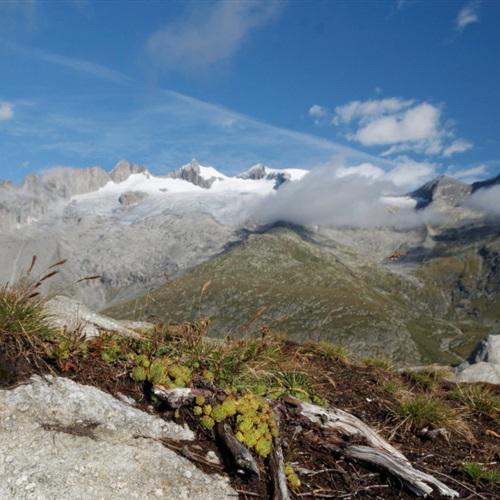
0 375 235 499
44 295 154 338
237 164 291 189
168 160 223 188
118 190 149 206
456 334 500 384
110 160 147 183
410 175 471 210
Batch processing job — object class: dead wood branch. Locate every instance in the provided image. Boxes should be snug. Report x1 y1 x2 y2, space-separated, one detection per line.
215 421 260 478
344 445 459 498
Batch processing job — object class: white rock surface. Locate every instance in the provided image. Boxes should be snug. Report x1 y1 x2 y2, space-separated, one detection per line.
44 295 153 338
0 376 235 499
456 361 500 384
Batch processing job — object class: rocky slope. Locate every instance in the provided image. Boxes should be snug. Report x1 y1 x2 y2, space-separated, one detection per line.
107 221 500 365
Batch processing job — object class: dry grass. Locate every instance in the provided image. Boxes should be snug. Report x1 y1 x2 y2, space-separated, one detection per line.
390 393 471 437
451 384 500 423
302 341 350 364
362 356 394 371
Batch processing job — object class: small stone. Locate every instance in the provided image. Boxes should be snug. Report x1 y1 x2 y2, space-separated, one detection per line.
205 451 220 465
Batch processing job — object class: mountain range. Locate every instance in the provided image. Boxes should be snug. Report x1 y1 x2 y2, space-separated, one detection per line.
1 159 499 365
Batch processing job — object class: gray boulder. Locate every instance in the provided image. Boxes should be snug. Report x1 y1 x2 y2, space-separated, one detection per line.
0 375 235 499
456 334 500 384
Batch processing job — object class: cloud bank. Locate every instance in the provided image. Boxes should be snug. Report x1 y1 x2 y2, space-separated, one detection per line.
147 0 282 73
467 185 500 216
252 160 439 229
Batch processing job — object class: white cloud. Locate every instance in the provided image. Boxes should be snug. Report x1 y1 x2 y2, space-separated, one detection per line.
449 164 487 182
252 161 438 228
467 185 500 215
335 163 384 180
4 41 133 86
385 157 437 187
334 158 435 189
309 104 326 119
333 97 414 125
0 101 14 121
443 139 473 157
332 97 471 158
355 102 440 146
147 0 282 73
456 1 481 31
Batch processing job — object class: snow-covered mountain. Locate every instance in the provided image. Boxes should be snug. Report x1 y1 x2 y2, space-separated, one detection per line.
0 159 311 309
0 159 308 230
0 158 498 314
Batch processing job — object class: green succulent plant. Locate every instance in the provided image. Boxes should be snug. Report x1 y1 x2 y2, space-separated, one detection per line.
200 415 215 430
285 463 301 489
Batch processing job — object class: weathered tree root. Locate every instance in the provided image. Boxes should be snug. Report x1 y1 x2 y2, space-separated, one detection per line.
291 399 459 498
294 400 406 460
269 439 290 499
344 445 459 498
215 421 260 478
153 386 459 498
268 410 291 500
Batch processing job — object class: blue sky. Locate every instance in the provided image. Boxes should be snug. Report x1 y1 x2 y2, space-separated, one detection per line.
0 0 499 185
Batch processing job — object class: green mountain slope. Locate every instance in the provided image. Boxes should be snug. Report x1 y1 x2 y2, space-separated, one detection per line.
106 224 500 365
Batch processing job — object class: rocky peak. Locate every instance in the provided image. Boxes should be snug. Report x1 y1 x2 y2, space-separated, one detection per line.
39 166 111 199
471 173 500 193
410 175 471 209
237 164 268 180
110 159 147 183
0 166 111 230
237 164 291 189
168 159 222 189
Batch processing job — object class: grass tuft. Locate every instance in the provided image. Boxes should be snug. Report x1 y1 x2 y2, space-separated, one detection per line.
391 394 464 433
463 462 500 484
303 341 350 364
362 357 394 371
451 385 500 423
